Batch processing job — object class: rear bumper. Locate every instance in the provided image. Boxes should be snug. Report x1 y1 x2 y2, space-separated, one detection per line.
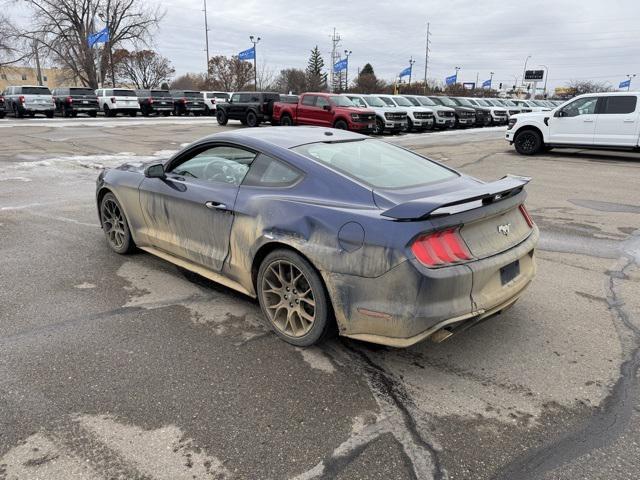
323 226 539 347
20 105 54 112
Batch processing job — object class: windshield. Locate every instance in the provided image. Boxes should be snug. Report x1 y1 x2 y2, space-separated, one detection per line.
475 99 491 107
437 97 457 107
502 100 517 106
330 95 354 107
213 92 229 99
416 96 437 106
455 98 473 106
292 139 457 189
23 87 51 95
364 96 386 107
428 97 445 106
69 88 95 95
114 89 136 96
404 96 420 106
391 96 412 107
378 96 396 107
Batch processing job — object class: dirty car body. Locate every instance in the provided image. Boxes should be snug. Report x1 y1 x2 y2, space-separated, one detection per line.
96 127 538 347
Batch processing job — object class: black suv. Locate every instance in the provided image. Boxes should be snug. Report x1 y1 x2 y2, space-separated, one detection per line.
450 97 492 127
169 90 206 116
51 87 99 117
137 89 174 116
429 96 477 128
216 91 280 127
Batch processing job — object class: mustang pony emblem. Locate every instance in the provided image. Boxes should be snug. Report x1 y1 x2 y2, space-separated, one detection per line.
498 223 511 236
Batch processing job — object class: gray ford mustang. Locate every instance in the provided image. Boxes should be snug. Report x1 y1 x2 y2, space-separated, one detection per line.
96 127 538 347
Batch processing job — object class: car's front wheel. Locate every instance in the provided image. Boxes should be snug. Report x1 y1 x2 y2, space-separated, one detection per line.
100 192 135 254
216 109 228 125
514 129 543 155
257 249 333 346
373 118 385 135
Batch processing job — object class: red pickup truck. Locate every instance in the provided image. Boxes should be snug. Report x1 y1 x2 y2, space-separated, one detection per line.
272 92 376 132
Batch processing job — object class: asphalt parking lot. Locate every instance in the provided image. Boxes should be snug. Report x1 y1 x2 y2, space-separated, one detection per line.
1 117 640 480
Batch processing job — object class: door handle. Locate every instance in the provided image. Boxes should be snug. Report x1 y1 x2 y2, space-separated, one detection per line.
583 119 594 123
205 201 228 211
623 120 635 123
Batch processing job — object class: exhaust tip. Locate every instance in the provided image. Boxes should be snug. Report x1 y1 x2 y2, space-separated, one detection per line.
430 328 454 343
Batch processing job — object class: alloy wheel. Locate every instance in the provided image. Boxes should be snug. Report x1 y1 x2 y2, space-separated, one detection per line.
101 198 127 249
261 260 316 337
517 132 537 153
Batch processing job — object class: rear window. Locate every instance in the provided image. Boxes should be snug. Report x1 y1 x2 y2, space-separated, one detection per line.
213 92 229 100
114 89 136 96
262 93 280 102
184 91 201 98
22 87 51 95
292 139 457 189
151 90 171 97
69 88 95 95
602 96 637 114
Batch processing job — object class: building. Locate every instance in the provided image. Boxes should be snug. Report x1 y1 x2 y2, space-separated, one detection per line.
0 66 79 90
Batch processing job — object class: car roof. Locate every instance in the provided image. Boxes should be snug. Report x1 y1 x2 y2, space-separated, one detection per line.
198 126 364 149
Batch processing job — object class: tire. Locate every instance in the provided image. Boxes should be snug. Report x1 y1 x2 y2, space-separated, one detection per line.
128 111 137 117
373 118 385 135
14 105 23 119
99 192 135 254
0 112 5 119
63 106 72 118
257 249 334 346
45 111 54 119
280 114 293 127
104 105 114 117
216 109 228 126
162 111 171 117
88 111 97 118
334 119 348 130
514 129 543 155
204 106 211 116
141 106 150 117
246 110 259 127
406 118 414 132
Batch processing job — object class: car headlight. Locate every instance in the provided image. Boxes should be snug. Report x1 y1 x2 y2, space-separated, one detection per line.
507 118 517 130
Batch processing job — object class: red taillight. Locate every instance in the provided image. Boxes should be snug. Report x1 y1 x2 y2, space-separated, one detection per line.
148 97 154 104
212 98 216 105
519 204 534 228
110 97 116 104
66 96 73 104
411 227 472 267
181 97 187 104
18 95 25 103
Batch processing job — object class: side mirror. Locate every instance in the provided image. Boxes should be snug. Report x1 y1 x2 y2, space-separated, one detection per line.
322 104 332 111
144 163 165 179
227 98 233 104
555 109 567 118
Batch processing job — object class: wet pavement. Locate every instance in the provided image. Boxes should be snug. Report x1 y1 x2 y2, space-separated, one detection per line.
1 118 639 479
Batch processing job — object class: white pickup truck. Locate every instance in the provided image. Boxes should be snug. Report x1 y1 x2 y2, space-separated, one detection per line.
506 92 640 155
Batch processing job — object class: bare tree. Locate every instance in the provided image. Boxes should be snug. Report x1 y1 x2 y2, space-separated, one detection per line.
18 0 163 88
256 60 276 91
115 49 174 88
273 68 307 94
170 73 207 90
207 55 253 91
566 80 613 96
0 14 30 67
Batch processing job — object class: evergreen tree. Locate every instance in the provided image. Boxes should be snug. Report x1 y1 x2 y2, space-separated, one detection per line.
360 63 375 76
306 46 327 91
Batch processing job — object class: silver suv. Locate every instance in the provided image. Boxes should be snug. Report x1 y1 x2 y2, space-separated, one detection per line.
3 85 55 118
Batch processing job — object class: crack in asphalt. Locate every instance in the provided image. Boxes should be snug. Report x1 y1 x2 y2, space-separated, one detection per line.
293 343 445 480
492 230 640 479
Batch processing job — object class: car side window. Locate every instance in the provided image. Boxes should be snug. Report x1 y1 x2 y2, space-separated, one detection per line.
561 97 597 117
242 153 302 187
316 96 329 108
301 95 316 106
349 97 366 108
231 93 241 102
601 96 637 114
170 145 256 186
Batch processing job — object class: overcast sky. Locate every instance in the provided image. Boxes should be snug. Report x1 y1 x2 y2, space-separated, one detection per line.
15 0 640 92
150 0 640 91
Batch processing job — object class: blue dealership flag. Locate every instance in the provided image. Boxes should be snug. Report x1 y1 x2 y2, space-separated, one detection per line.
88 27 109 47
399 66 412 78
482 79 492 88
619 79 631 89
334 58 348 72
238 46 255 61
445 74 457 86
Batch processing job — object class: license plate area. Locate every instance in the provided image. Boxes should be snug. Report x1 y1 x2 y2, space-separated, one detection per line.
500 260 520 285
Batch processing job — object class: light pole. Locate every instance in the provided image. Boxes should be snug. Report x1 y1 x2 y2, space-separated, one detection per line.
489 71 494 89
249 35 261 91
203 0 210 75
408 57 416 88
343 49 352 92
626 74 636 91
521 54 532 90
98 12 115 87
454 66 461 84
539 64 549 97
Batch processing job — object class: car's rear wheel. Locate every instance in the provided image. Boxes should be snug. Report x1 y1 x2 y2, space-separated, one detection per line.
88 111 97 118
406 118 414 132
257 250 333 346
103 105 114 117
246 111 259 127
514 129 543 155
280 114 293 126
216 109 228 125
100 193 135 254
14 105 23 119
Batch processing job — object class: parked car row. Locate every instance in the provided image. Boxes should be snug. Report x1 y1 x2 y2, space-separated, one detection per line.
0 85 231 118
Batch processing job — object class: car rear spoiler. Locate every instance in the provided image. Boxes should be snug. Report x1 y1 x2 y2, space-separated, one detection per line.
381 175 530 220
